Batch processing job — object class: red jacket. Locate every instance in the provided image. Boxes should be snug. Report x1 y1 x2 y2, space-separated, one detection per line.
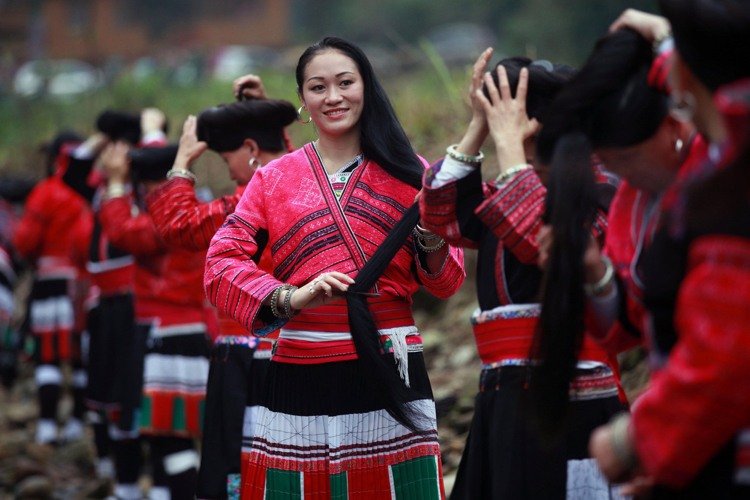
13 174 90 278
99 196 207 327
631 79 750 488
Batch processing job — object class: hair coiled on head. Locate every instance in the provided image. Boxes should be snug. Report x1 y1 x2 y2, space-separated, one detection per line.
197 99 297 153
537 29 668 166
530 132 598 439
295 36 424 188
484 56 575 124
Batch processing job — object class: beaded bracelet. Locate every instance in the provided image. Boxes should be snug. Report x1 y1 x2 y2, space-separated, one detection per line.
282 285 298 319
105 182 127 199
446 144 484 166
584 255 614 297
415 232 446 253
166 167 198 183
269 286 284 318
496 164 531 185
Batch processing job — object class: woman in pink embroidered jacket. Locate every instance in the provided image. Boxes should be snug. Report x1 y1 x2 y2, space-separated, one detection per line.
204 37 464 499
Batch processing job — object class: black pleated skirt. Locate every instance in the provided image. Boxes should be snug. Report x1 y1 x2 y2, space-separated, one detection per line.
450 364 625 500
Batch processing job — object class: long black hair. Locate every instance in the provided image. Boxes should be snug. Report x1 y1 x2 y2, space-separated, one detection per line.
296 37 429 431
531 29 667 434
537 29 668 164
296 36 423 189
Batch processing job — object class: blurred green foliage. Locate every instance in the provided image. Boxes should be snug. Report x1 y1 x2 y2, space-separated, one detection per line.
292 0 657 64
1 0 661 185
0 64 471 190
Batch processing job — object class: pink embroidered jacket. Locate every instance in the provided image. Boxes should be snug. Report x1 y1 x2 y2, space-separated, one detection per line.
205 143 465 337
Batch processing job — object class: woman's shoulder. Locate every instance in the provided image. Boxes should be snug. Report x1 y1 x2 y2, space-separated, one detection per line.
259 144 313 175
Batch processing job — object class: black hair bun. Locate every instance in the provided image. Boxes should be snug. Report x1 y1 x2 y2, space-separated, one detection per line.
96 110 142 145
128 145 178 181
197 99 297 153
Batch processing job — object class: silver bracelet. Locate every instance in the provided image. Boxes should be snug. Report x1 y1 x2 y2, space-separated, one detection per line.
584 255 614 297
166 167 197 183
446 144 484 166
106 182 127 199
270 286 284 318
415 235 446 253
496 164 531 185
282 285 298 319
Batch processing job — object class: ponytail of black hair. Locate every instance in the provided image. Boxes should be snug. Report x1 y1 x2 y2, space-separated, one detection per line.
345 203 430 432
296 37 424 189
529 29 668 437
530 132 599 438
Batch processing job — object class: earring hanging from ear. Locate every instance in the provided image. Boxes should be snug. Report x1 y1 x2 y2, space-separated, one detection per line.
248 157 262 169
297 105 311 125
674 138 683 153
669 91 696 123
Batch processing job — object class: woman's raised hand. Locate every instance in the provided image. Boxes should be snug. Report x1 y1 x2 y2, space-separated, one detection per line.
479 66 540 149
233 74 267 101
609 8 671 44
468 48 494 126
450 48 495 161
173 115 208 171
290 272 356 311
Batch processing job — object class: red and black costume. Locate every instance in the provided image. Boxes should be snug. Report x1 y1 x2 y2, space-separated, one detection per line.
13 146 91 443
628 79 750 497
420 158 624 499
147 176 272 500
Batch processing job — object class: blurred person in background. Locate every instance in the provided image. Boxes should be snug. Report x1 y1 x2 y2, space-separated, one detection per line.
584 2 750 497
534 27 703 361
12 131 91 446
205 36 465 498
146 75 297 499
61 109 167 487
419 51 625 499
99 142 208 500
0 178 33 393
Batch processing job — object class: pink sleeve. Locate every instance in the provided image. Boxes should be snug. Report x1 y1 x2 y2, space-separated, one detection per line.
204 170 283 336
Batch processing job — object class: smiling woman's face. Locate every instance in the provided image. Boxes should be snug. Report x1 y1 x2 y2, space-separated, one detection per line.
300 49 364 141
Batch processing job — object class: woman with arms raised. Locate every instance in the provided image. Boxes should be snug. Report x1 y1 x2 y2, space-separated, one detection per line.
146 81 297 499
419 51 624 499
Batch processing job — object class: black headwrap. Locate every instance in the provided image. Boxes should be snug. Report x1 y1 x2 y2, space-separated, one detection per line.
660 0 750 91
197 99 297 153
128 145 178 181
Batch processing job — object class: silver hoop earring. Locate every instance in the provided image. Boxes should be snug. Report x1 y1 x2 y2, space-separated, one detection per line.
669 91 696 123
248 157 262 169
297 106 311 125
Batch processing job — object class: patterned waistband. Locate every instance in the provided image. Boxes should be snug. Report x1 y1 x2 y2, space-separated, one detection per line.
471 304 610 366
479 364 620 401
273 328 422 385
